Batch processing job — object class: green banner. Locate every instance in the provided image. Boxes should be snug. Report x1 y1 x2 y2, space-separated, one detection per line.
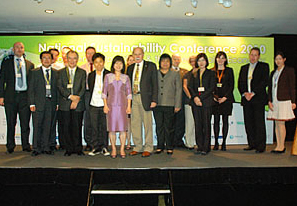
0 35 274 102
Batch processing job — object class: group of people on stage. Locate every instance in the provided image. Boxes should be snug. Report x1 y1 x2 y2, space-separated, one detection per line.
0 41 296 158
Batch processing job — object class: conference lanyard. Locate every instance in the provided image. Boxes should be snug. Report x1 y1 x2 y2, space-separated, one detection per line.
217 69 224 83
44 70 51 85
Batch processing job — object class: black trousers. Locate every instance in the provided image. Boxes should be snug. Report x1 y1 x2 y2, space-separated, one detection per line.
89 105 108 150
83 91 92 146
32 99 56 152
153 106 175 150
173 102 185 146
60 110 84 153
213 114 229 144
243 102 266 151
4 92 31 151
192 105 212 152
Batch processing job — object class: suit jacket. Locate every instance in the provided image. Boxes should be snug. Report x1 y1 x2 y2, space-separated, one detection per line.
268 66 296 103
88 69 110 105
238 61 270 106
28 67 58 111
188 68 216 107
0 55 34 103
157 69 182 108
57 67 86 112
127 60 158 111
213 67 235 103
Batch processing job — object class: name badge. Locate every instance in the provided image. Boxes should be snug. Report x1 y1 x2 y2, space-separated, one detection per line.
67 84 73 89
217 83 222 88
198 87 205 92
46 85 51 90
16 73 22 78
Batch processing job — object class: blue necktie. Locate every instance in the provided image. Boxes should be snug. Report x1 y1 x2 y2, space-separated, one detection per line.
16 58 23 88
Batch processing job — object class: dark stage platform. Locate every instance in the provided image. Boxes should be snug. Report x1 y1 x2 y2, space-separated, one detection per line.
1 143 297 206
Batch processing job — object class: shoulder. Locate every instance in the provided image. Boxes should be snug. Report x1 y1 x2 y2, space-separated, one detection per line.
258 61 269 68
144 61 157 68
31 67 41 72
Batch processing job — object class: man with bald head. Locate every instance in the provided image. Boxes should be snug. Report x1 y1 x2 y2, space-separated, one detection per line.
0 42 34 153
127 47 158 157
172 54 187 148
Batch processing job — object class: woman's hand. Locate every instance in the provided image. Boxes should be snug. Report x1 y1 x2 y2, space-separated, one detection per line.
194 97 202 106
268 101 274 111
126 106 131 114
218 97 227 104
103 105 109 114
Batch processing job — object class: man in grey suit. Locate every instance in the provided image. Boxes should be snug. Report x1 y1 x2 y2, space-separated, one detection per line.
0 42 34 154
57 50 86 156
127 47 158 157
28 51 58 156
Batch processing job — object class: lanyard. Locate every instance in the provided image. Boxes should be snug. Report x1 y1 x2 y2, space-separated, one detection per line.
217 69 224 83
66 67 74 84
199 69 205 87
44 70 51 85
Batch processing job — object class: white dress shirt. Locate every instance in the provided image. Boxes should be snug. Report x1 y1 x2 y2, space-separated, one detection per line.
90 69 105 107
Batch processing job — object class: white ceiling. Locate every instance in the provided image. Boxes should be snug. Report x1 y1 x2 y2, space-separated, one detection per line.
0 0 297 36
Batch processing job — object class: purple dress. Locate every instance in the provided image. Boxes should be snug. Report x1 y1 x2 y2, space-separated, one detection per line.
102 73 132 132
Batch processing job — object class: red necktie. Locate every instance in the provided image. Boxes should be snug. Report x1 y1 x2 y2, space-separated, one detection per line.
90 63 93 72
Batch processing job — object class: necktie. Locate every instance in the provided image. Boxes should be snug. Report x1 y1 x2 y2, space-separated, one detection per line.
16 58 23 88
70 69 74 83
90 63 93 72
133 64 140 94
45 69 51 97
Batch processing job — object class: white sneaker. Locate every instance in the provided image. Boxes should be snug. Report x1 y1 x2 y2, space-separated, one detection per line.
88 149 101 156
101 148 110 156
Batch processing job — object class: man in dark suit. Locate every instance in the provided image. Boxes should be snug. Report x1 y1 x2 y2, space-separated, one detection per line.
57 50 86 156
28 51 58 156
87 52 110 156
127 47 158 157
0 42 34 154
238 47 270 153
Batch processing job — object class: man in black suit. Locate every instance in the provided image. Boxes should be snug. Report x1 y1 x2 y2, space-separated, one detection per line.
57 50 86 156
0 42 34 154
127 47 158 157
238 47 270 153
87 53 110 156
28 51 58 156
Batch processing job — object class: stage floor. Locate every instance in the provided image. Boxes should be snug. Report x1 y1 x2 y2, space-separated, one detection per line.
1 143 297 169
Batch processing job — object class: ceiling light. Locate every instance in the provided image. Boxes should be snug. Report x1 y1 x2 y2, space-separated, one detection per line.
191 0 198 8
136 0 142 7
45 9 54 14
218 0 224 4
185 12 194 17
34 0 43 3
75 0 84 4
164 0 171 7
223 0 232 8
102 0 109 6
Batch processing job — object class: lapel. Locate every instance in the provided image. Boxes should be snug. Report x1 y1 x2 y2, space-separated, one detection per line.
140 60 147 85
39 67 46 85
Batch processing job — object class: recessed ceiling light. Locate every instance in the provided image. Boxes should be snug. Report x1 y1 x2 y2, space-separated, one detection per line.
185 12 194 17
45 9 54 14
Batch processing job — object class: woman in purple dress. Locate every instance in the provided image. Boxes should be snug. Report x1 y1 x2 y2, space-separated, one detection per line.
102 56 132 159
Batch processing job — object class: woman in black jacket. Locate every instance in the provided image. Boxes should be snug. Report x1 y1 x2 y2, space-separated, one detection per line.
212 51 235 151
188 53 216 155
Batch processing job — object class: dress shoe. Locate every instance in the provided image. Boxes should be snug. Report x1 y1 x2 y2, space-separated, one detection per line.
221 144 226 151
23 148 32 152
111 154 117 159
201 151 208 155
213 144 219 151
255 149 265 153
129 151 140 156
273 148 286 154
44 150 54 155
142 151 151 157
64 151 72 156
77 151 85 156
31 151 40 156
167 150 173 155
7 149 14 154
194 150 202 155
154 149 163 154
120 153 126 159
243 146 255 151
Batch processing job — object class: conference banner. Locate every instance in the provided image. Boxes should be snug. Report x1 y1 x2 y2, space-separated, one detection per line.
0 35 274 145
